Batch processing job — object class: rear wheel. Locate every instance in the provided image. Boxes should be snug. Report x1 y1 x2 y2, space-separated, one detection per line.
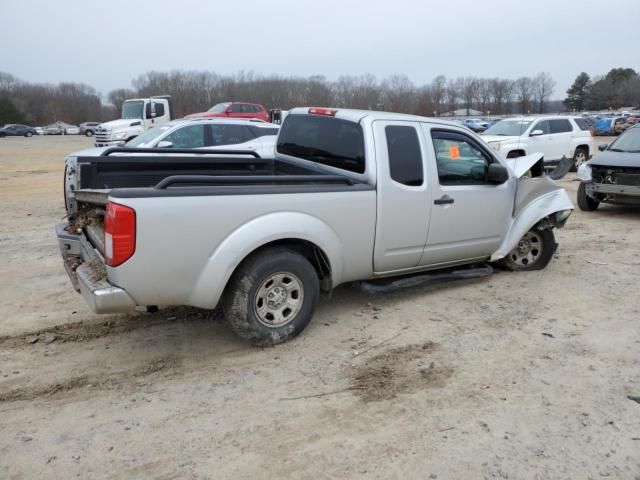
85 130 94 137
25 131 33 137
571 147 588 172
222 247 320 346
577 182 599 211
502 228 556 271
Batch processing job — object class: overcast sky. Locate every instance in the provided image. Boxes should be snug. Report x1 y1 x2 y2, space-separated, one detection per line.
2 0 639 100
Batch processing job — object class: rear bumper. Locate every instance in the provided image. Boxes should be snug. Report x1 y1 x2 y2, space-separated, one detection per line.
56 223 136 314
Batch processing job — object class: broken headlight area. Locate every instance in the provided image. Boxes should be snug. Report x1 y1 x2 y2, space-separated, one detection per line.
553 209 572 227
577 163 592 182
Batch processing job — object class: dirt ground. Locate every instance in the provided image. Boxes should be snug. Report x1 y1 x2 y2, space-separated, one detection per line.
1 135 639 479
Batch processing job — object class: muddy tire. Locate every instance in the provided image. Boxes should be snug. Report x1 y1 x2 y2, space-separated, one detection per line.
570 147 588 172
502 227 556 272
222 247 319 346
577 182 599 211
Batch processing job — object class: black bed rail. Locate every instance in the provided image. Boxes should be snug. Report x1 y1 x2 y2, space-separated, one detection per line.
155 174 355 189
101 147 262 158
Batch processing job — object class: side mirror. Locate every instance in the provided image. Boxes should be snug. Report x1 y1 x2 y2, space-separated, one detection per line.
487 163 509 184
530 129 544 136
598 144 608 152
157 140 173 148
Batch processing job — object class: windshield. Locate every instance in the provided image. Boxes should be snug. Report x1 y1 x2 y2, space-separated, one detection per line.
208 103 230 113
484 120 532 136
608 128 640 152
122 101 144 119
125 125 172 147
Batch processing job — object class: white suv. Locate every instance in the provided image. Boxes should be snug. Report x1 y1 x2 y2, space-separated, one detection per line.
482 116 594 169
125 118 280 158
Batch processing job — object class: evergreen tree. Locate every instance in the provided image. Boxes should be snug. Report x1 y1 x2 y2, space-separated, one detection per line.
563 72 591 111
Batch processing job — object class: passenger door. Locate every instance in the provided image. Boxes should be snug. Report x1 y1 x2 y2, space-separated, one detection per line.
373 121 431 272
548 119 574 159
422 127 514 266
527 119 556 160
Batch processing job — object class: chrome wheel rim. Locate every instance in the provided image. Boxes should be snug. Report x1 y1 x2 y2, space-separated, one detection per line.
509 231 543 268
253 272 304 328
575 151 587 167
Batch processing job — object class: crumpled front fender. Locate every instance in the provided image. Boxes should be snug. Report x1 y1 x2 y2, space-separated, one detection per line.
491 177 574 261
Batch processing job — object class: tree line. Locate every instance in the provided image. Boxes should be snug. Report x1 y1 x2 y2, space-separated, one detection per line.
564 68 640 112
1 69 559 125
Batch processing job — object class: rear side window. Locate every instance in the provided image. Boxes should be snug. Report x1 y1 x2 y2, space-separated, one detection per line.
231 104 243 113
550 119 572 133
574 118 591 131
386 126 423 186
251 126 279 138
208 124 253 146
277 114 365 173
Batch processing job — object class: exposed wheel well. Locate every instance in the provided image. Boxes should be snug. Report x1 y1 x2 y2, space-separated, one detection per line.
575 144 589 156
233 239 332 292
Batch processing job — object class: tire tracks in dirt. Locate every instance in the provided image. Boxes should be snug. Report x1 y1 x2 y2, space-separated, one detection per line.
0 307 222 349
0 355 180 403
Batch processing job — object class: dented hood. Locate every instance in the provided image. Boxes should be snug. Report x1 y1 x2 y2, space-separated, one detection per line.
505 152 544 178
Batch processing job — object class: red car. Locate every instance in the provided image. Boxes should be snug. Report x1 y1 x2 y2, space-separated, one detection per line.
186 102 269 122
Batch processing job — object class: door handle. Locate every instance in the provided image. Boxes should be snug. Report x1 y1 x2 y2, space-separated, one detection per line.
434 195 454 205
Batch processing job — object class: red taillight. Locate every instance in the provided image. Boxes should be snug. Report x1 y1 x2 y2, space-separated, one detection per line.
308 107 337 116
104 202 136 267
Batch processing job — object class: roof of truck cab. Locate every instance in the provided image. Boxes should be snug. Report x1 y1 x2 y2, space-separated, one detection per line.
287 107 465 128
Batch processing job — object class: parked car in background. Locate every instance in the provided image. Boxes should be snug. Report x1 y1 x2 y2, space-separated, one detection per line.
79 122 100 137
463 118 489 132
577 126 640 211
482 116 594 169
594 117 627 136
35 127 45 135
124 118 280 158
45 124 63 135
65 126 80 135
0 124 38 137
186 102 270 122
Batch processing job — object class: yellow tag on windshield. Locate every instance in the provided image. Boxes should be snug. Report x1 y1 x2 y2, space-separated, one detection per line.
449 146 460 159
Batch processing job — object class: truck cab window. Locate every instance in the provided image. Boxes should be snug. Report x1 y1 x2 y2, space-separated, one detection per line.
386 125 423 186
431 130 492 185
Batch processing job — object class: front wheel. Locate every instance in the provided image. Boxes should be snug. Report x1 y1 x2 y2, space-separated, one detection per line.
25 131 33 137
570 147 588 172
501 227 556 271
222 247 320 346
577 182 599 211
85 130 94 137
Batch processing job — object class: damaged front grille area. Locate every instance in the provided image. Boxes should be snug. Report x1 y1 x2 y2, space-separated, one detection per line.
592 166 640 186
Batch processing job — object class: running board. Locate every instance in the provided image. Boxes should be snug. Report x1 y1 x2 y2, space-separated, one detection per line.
360 264 494 294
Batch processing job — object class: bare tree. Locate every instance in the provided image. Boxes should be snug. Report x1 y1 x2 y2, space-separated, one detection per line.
460 77 480 115
532 72 556 113
514 77 533 114
430 75 446 115
445 78 460 114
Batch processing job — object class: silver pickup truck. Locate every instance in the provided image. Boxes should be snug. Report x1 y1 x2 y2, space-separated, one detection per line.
57 107 573 345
